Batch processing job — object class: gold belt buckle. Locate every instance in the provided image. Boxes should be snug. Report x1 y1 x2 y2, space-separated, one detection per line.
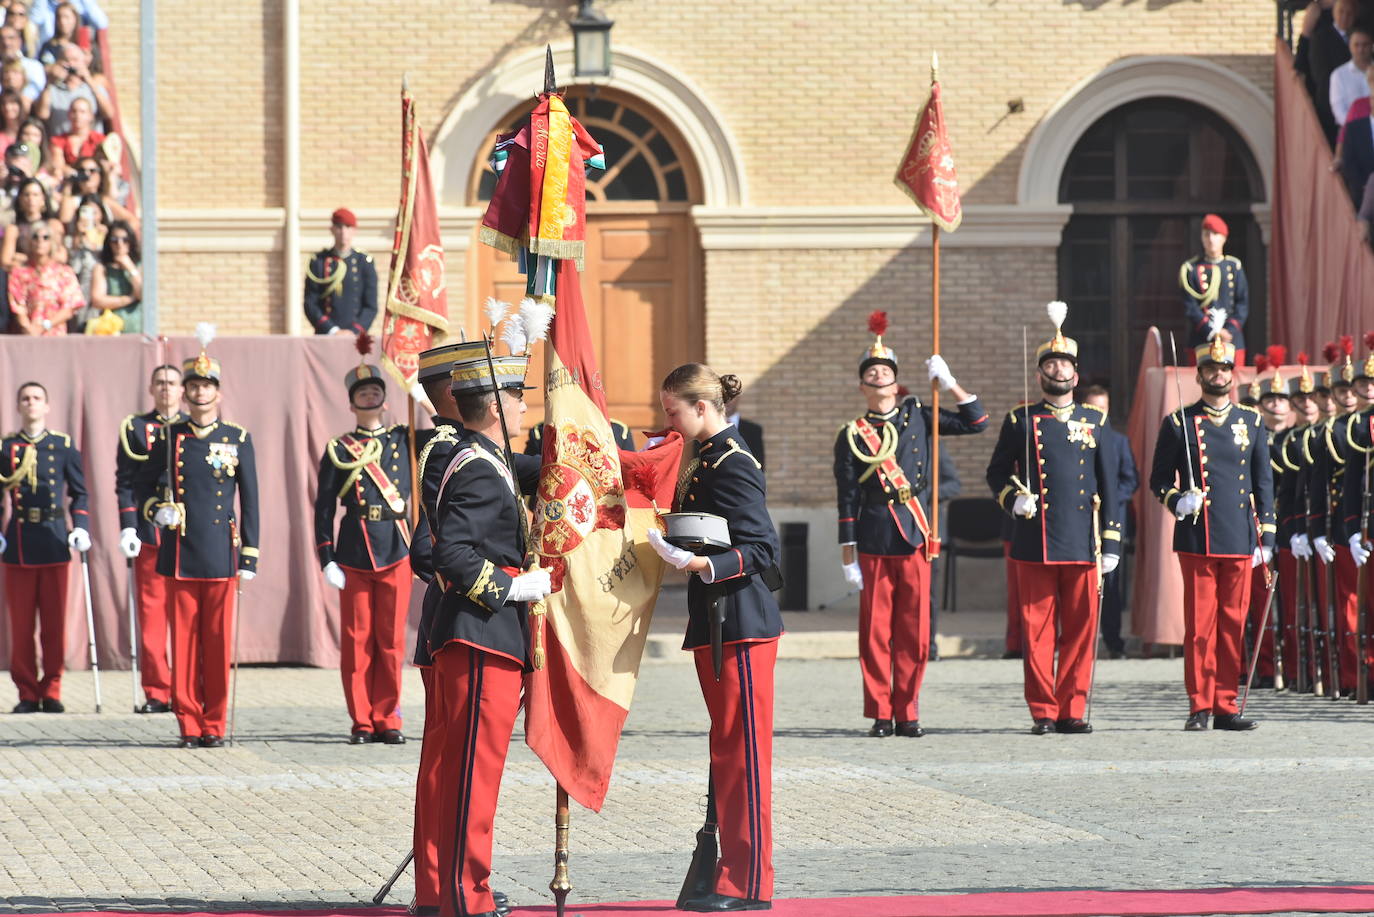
26 508 40 523
897 484 912 504
366 504 382 522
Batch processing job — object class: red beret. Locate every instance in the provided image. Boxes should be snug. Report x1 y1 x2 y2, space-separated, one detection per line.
1201 213 1228 236
331 207 357 228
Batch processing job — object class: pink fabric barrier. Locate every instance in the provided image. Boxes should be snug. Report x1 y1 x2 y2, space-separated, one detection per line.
0 335 428 671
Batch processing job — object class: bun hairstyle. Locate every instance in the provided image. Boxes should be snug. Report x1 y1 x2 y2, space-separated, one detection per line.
662 362 742 413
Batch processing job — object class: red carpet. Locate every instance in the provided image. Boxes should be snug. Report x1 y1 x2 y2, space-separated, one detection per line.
47 886 1374 916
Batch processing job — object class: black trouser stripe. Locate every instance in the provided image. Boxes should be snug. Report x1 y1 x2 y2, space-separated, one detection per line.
448 646 484 917
737 645 760 900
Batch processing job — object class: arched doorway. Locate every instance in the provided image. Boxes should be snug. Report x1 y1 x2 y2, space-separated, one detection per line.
1056 97 1266 405
469 87 704 441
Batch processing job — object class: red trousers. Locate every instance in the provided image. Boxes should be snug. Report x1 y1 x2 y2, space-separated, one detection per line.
694 639 776 903
858 551 929 721
1012 560 1098 721
1336 548 1361 693
435 643 522 917
134 541 172 703
413 665 442 909
1275 549 1298 686
1178 554 1251 715
168 578 235 738
339 561 413 732
4 563 68 701
1004 541 1023 653
1246 560 1276 681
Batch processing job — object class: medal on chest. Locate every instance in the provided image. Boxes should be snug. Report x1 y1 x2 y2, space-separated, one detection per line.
206 442 240 477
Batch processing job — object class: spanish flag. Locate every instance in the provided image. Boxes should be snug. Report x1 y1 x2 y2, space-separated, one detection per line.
894 66 963 233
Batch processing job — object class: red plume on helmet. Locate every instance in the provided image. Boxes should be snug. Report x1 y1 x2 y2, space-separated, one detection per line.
1344 334 1356 356
1253 355 1269 374
1298 351 1309 366
1323 341 1340 363
355 330 374 358
1364 331 1374 352
868 310 889 337
1266 344 1287 367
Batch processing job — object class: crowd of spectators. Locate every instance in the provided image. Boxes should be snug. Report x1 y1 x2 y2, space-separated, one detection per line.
0 0 141 336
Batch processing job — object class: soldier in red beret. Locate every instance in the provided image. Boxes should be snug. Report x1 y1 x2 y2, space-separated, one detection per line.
304 206 378 336
1180 213 1250 365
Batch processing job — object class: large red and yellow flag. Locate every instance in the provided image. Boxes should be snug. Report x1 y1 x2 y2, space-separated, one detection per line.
524 257 684 812
894 72 963 233
382 86 449 388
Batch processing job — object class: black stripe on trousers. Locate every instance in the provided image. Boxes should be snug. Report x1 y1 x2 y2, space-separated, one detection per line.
737 645 761 901
448 646 484 917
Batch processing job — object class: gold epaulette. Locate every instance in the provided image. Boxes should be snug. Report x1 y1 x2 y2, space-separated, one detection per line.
1235 403 1260 415
707 437 762 472
1082 403 1109 420
418 428 459 480
222 421 249 443
1007 402 1032 425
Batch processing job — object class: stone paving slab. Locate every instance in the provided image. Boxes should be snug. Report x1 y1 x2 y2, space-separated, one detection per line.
0 657 1369 917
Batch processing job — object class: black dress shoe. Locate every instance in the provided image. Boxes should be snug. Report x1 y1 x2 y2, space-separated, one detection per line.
894 720 925 737
177 735 201 748
1213 712 1259 731
380 728 406 745
407 906 438 916
11 699 39 714
868 718 894 737
1002 650 1023 660
493 890 511 917
39 697 64 713
1184 710 1210 731
1055 717 1093 734
200 734 225 748
679 893 771 912
1030 718 1056 735
137 699 172 714
349 729 374 744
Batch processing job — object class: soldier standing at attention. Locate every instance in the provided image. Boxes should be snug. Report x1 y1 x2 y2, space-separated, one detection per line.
114 363 187 714
1149 335 1274 731
986 303 1123 735
1 381 89 713
304 207 378 336
833 311 988 738
142 327 259 748
1180 213 1250 364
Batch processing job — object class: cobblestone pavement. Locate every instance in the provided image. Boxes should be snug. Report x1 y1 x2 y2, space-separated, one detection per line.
0 656 1370 915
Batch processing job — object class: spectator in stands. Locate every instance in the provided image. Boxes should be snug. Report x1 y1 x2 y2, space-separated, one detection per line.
0 24 42 100
37 2 79 68
1330 24 1373 127
57 152 128 228
62 189 98 324
1360 172 1374 245
0 88 23 149
1299 0 1355 146
48 93 97 175
5 2 38 60
17 117 54 190
92 131 124 206
28 0 103 47
2 175 60 267
87 217 135 332
1341 71 1374 205
8 220 80 334
0 57 28 111
34 41 107 135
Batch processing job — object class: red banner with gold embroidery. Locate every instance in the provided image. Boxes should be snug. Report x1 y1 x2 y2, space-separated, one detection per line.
381 87 449 388
894 79 963 233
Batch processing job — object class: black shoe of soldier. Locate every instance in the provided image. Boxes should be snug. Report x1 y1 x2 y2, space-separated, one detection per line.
12 699 39 714
868 718 893 737
349 729 374 744
1002 650 1023 660
137 699 172 714
1185 710 1210 731
493 890 511 917
1030 718 1056 735
1213 712 1259 731
200 734 225 748
177 735 201 748
40 697 64 713
380 728 406 745
1254 676 1275 690
1055 718 1093 734
407 906 438 916
894 720 925 737
679 893 772 912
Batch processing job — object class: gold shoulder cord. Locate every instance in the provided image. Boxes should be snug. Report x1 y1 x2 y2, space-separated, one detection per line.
0 444 36 491
1327 420 1345 464
118 414 150 462
329 436 384 499
1178 260 1220 309
1348 413 1372 454
418 428 459 481
306 259 346 299
847 421 897 483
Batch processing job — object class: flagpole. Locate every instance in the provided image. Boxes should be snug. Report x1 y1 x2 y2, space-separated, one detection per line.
928 52 942 560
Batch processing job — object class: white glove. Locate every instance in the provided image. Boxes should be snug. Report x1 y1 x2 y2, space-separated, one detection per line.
1251 546 1273 568
1174 490 1204 519
0 532 7 554
1351 533 1371 567
1100 554 1120 575
1207 306 1227 339
646 528 694 571
323 561 346 590
119 527 141 559
842 561 863 588
1012 493 1038 519
1290 533 1312 559
238 569 256 582
327 326 340 335
1315 535 1336 564
925 354 957 391
154 504 181 528
508 568 552 602
67 528 90 553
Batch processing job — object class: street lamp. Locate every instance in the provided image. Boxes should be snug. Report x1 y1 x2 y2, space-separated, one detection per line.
570 0 613 78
